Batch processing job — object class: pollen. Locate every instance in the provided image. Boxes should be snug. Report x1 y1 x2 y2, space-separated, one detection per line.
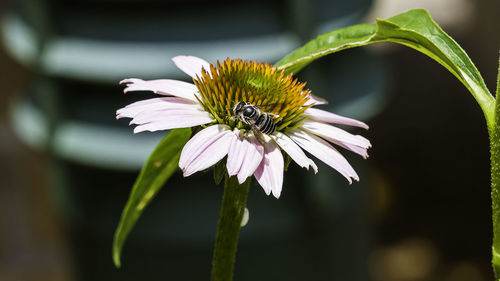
193 58 312 132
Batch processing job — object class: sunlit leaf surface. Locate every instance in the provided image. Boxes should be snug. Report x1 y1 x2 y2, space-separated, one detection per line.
275 9 494 125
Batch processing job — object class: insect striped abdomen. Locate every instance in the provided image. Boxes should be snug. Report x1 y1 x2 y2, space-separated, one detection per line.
257 114 276 134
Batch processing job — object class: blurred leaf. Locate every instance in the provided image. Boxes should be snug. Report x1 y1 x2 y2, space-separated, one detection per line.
113 128 191 268
275 9 494 125
213 158 226 185
283 153 292 172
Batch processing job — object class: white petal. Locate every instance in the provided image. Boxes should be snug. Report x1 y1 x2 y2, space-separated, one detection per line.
172 55 211 80
120 78 199 101
133 110 213 133
179 125 233 177
300 119 371 148
303 108 369 129
116 97 201 119
287 128 359 183
271 132 317 173
254 135 284 198
236 132 264 184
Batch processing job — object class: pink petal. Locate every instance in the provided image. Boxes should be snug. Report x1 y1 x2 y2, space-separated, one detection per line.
179 125 233 177
303 108 369 130
331 140 369 159
132 110 213 133
226 129 247 177
303 93 328 106
130 107 209 125
116 97 201 119
226 130 265 184
119 78 199 101
271 132 317 173
236 132 264 184
254 135 284 198
287 128 359 183
300 119 371 148
299 120 371 159
172 55 211 80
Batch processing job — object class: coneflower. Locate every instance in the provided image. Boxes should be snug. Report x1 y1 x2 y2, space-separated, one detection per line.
117 55 371 198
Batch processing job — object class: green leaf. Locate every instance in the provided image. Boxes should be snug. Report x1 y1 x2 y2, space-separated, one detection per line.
283 153 292 172
213 158 226 186
112 128 191 268
275 23 377 74
275 9 494 126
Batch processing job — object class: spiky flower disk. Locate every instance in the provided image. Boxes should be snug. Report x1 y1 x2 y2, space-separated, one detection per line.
194 59 312 131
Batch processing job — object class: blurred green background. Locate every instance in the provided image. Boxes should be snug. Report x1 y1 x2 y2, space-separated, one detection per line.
0 0 499 280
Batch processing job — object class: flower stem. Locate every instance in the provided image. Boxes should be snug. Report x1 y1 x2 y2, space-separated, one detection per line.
490 54 500 280
211 174 250 281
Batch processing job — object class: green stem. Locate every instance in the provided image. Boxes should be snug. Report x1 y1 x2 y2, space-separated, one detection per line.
491 54 500 280
211 174 250 281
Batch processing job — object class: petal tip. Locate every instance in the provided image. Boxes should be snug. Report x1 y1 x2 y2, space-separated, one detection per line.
171 55 186 60
182 167 195 177
350 175 360 183
272 187 283 199
237 174 247 184
133 126 146 134
309 161 318 174
120 78 141 85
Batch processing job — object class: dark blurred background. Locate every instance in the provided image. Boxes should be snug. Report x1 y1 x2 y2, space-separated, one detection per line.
0 0 499 280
